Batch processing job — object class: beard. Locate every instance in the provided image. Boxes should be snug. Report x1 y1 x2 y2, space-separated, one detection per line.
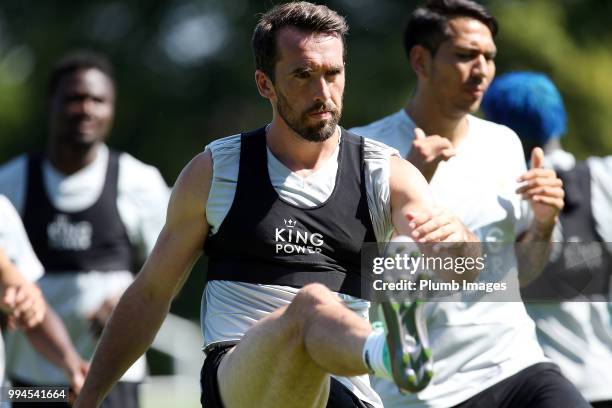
276 89 342 142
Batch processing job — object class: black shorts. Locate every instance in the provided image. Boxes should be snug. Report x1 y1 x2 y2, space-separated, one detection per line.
451 363 590 408
200 343 376 408
10 377 139 408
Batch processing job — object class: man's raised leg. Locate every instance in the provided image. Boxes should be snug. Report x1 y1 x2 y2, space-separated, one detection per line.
216 283 372 408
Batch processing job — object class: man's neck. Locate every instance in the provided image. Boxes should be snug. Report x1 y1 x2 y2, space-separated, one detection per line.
266 118 340 174
47 142 101 175
405 95 469 146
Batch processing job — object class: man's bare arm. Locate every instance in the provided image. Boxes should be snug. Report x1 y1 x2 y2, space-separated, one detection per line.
515 148 564 286
389 155 436 234
25 308 88 394
516 222 555 286
389 156 480 282
1 248 86 393
0 248 46 328
75 150 213 407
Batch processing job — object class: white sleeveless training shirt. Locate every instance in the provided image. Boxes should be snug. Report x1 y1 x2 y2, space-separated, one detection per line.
202 128 399 408
351 111 547 408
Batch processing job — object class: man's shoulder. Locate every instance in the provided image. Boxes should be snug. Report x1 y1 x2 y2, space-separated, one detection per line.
468 115 520 140
0 194 23 230
0 154 28 178
350 110 407 140
205 134 242 173
341 126 399 163
362 137 400 161
116 150 169 196
587 155 612 190
206 134 242 155
587 155 612 172
0 154 28 198
0 194 15 214
468 115 524 151
118 151 164 181
350 110 413 157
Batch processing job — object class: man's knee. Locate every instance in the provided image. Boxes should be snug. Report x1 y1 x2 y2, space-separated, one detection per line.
288 284 337 318
235 284 337 350
281 284 340 338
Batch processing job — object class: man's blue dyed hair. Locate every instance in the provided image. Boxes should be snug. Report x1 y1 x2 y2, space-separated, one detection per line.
481 71 567 144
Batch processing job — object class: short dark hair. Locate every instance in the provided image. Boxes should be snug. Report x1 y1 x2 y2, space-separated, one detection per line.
48 50 115 98
252 1 348 82
403 0 498 57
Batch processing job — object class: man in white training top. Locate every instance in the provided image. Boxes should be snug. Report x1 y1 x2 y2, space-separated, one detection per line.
351 0 588 407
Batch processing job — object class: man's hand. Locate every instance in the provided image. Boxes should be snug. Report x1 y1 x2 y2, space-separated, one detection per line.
406 206 481 282
515 147 565 286
68 359 89 403
406 128 456 182
407 206 476 243
1 282 46 329
516 147 564 231
86 295 121 337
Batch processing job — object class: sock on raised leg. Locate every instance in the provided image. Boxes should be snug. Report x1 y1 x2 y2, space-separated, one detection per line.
362 324 393 381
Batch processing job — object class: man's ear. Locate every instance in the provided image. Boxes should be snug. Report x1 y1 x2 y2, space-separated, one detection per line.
255 70 276 100
410 45 432 79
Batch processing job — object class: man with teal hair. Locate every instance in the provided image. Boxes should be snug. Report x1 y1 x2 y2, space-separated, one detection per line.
482 71 612 408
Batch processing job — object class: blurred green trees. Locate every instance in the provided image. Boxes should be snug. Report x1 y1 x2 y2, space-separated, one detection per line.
489 0 612 156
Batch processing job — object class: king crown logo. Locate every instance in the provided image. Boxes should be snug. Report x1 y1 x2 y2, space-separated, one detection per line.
284 219 297 228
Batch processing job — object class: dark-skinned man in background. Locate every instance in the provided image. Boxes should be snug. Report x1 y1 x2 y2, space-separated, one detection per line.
0 51 169 408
